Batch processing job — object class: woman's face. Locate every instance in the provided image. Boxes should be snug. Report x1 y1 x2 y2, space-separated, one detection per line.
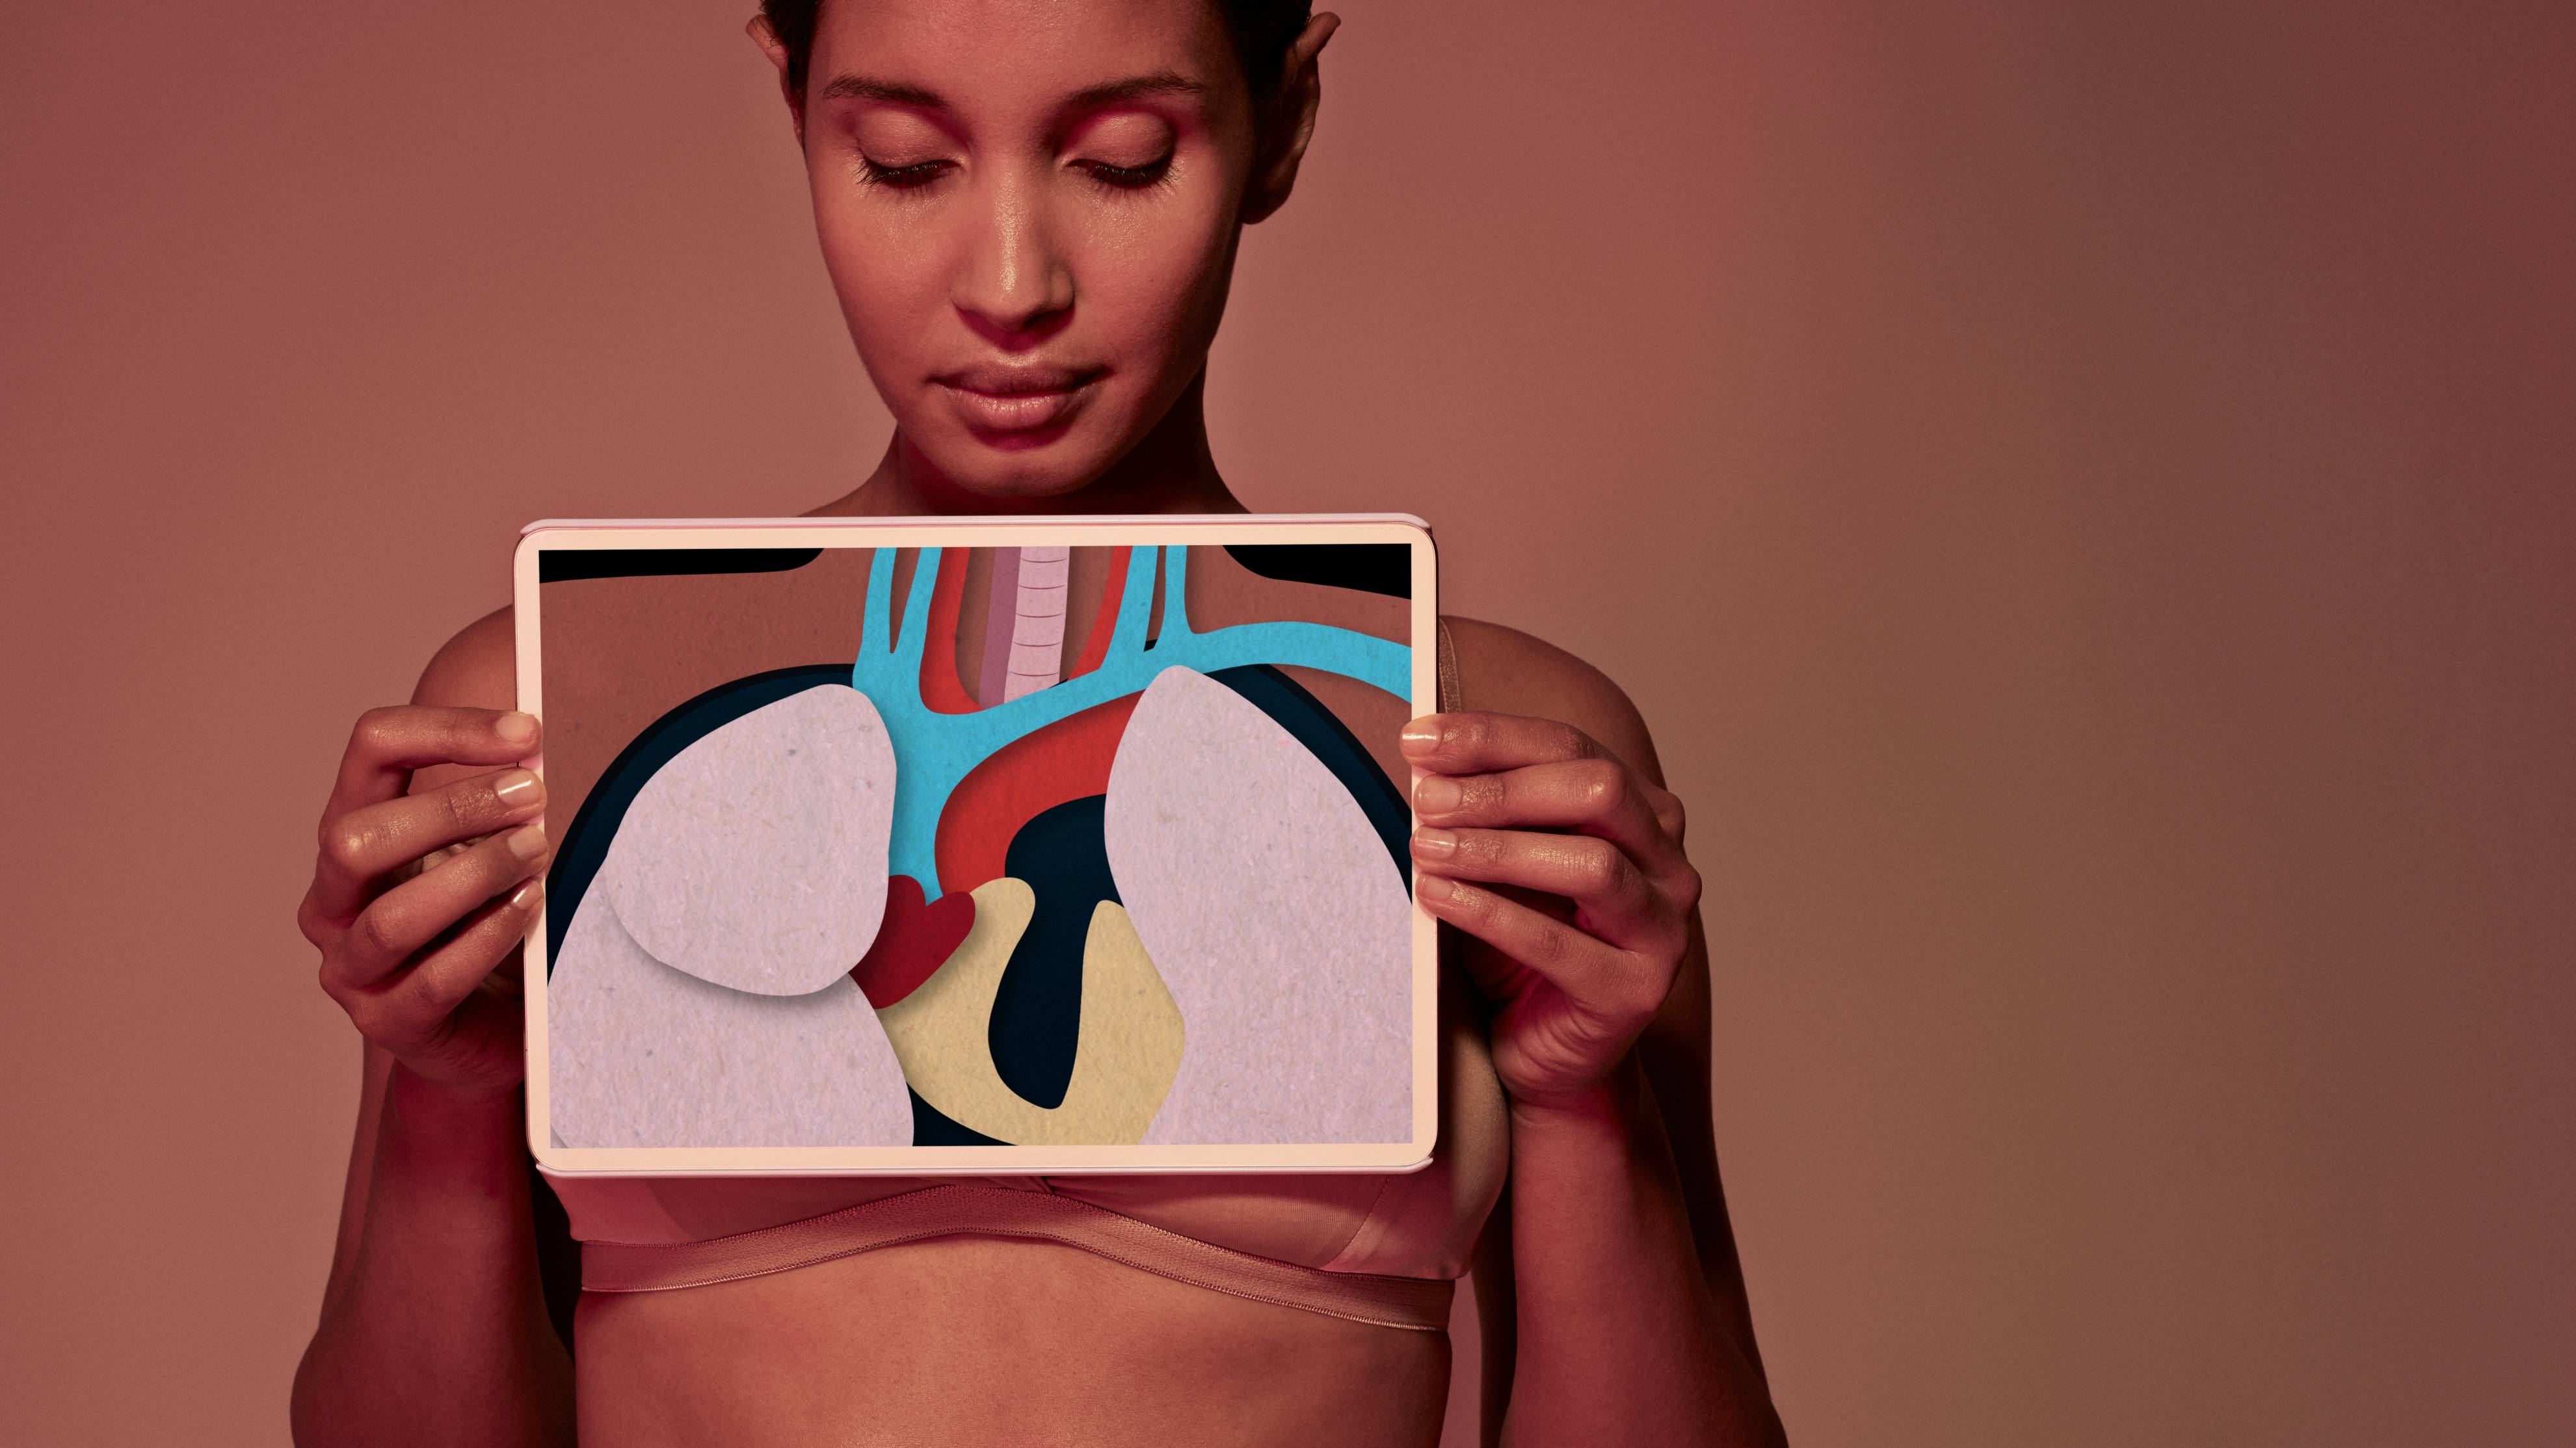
786 0 1262 498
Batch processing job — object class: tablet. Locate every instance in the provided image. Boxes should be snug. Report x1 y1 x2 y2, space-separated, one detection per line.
514 515 1438 1175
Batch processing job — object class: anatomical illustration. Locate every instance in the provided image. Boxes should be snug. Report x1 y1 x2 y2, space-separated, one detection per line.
540 543 1416 1149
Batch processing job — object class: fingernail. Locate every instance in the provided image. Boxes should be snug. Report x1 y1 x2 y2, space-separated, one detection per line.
496 711 538 745
494 770 542 808
1416 873 1456 903
1399 719 1442 755
509 878 544 910
506 822 549 861
1414 777 1461 814
1411 827 1458 859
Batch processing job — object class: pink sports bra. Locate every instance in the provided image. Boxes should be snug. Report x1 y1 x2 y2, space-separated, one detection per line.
542 621 1509 1332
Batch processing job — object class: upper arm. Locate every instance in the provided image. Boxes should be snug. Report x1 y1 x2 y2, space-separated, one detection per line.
1438 616 1736 1300
317 605 520 1315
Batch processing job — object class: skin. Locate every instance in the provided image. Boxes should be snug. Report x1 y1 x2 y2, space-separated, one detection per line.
290 3 1788 1445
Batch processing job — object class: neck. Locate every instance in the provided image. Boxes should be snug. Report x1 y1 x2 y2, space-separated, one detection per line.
812 371 1249 518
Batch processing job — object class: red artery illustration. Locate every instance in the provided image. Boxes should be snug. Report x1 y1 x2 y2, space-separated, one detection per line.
932 691 1143 898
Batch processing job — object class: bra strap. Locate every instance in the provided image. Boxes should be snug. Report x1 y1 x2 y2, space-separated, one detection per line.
581 1183 1455 1333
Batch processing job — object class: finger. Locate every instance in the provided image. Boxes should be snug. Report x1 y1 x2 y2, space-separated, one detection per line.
324 706 540 823
326 822 550 990
310 768 545 927
346 879 546 1057
1402 712 1687 844
399 879 546 1028
1413 758 1680 872
1649 788 1686 846
1412 827 1681 954
1416 872 1641 1010
1400 712 1607 775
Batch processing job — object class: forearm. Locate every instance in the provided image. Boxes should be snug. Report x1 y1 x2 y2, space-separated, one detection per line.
1501 1054 1783 1447
292 1068 572 1447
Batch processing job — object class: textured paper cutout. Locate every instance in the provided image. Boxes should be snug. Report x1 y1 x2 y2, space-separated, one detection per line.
1003 545 1070 700
849 545 1406 898
1065 548 1130 678
990 794 1120 1106
1106 665 1413 1144
1221 543 1410 598
849 876 976 1009
596 684 894 997
548 892 912 1147
975 546 1022 706
931 693 1140 898
1210 664 1411 879
915 548 981 716
875 879 1184 1144
543 665 854 969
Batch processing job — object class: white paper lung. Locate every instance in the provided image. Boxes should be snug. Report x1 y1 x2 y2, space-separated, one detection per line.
1104 665 1413 1144
546 888 913 1147
596 684 895 996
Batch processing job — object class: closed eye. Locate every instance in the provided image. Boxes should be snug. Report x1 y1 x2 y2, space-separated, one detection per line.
858 156 955 190
1074 154 1173 191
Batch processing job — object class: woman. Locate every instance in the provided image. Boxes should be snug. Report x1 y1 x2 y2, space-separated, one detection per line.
289 1 1785 1443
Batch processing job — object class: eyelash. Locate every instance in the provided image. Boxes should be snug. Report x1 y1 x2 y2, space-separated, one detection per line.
853 154 1175 194
1076 155 1175 192
856 157 952 191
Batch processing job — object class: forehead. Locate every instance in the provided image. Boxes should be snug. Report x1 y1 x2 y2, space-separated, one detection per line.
812 0 1240 111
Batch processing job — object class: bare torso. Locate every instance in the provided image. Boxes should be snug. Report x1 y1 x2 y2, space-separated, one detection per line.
576 1239 1448 1447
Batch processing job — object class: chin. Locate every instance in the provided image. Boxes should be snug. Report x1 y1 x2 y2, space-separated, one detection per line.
909 416 1138 503
919 437 1119 502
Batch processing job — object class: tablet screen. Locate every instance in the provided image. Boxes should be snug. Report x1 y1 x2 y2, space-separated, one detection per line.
516 518 1437 1174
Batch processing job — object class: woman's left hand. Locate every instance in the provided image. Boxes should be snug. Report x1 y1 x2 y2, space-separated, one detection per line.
1401 711 1703 1110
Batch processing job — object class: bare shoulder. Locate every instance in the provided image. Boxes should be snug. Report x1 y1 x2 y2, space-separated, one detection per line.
414 604 517 712
1440 614 1668 787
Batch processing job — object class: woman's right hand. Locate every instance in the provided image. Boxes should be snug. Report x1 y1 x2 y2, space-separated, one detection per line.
299 705 553 1101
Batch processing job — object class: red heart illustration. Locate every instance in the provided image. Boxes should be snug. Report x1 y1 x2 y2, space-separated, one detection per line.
850 876 977 1008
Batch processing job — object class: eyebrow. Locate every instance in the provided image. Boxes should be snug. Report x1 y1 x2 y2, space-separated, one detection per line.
818 75 944 107
815 71 1204 112
1065 72 1204 109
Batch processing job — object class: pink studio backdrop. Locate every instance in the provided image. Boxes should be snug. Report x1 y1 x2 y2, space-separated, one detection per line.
3 1 2569 1443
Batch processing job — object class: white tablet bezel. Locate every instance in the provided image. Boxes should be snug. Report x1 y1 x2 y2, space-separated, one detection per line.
514 515 1439 1176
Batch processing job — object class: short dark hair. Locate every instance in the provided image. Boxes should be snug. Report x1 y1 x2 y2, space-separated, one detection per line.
760 0 1313 101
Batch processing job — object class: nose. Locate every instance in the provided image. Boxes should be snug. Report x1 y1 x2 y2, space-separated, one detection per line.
952 166 1074 349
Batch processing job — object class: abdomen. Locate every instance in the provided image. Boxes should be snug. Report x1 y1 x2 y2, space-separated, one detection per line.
573 1235 1451 1447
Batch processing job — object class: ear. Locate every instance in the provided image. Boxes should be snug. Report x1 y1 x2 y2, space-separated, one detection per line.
747 13 806 148
1240 12 1340 226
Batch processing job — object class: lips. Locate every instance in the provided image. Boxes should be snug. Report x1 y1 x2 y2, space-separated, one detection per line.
936 364 1104 445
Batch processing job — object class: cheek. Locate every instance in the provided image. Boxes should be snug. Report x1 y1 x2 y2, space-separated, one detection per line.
1074 200 1239 370
811 191 949 365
